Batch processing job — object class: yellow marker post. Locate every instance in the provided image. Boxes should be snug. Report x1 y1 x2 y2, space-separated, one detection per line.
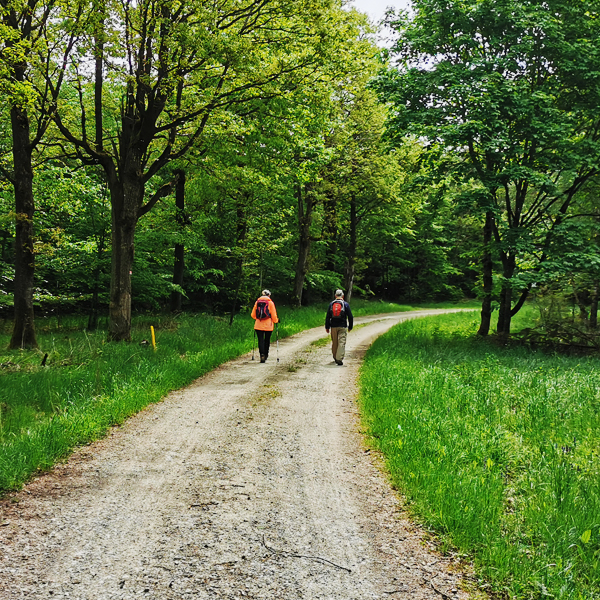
150 326 156 351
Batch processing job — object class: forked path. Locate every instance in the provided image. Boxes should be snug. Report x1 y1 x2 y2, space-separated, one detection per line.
0 310 474 600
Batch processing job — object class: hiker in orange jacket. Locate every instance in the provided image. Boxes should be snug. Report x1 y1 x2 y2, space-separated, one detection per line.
251 289 279 363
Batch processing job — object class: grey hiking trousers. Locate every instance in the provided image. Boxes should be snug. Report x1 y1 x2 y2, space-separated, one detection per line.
330 327 347 362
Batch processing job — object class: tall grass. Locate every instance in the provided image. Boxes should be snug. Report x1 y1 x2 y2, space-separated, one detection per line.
359 311 600 599
0 314 254 491
0 299 416 492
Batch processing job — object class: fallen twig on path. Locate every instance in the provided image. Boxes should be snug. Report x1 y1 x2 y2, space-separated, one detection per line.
430 581 452 599
261 534 352 573
383 587 408 595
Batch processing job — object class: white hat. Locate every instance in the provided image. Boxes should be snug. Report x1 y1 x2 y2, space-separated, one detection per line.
262 289 271 296
335 289 344 297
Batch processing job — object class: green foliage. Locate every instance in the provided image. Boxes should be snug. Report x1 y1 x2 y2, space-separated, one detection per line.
360 311 600 599
376 0 600 331
33 163 111 307
0 0 479 327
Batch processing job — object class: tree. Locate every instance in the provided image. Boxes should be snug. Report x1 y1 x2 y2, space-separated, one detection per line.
321 78 408 301
49 0 353 340
33 162 110 326
170 170 185 313
181 101 303 314
0 0 62 348
376 0 600 336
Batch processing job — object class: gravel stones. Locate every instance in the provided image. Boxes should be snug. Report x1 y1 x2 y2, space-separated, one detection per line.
0 311 476 600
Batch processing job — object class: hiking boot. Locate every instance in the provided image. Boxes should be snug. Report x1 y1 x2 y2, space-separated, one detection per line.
260 355 266 363
336 359 343 365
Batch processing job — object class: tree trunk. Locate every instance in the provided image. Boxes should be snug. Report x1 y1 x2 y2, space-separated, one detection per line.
229 200 247 326
9 102 38 350
107 175 142 342
87 282 100 331
496 253 516 337
342 194 357 302
87 234 106 331
293 184 314 307
94 4 105 153
571 283 589 322
229 264 243 326
497 283 512 337
171 171 186 313
590 281 599 329
511 285 531 317
477 211 494 336
322 192 337 271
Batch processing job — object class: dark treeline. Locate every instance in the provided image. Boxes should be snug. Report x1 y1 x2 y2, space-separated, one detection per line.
1 0 599 348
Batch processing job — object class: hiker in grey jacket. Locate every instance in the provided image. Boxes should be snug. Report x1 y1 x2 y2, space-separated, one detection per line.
325 289 353 365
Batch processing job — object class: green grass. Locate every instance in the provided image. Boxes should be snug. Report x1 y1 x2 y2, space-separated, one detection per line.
0 299 417 492
359 311 600 600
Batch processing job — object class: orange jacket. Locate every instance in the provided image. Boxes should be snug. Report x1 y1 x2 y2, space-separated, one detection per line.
251 296 278 331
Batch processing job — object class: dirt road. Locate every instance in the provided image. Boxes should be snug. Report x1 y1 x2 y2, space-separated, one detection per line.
0 310 474 600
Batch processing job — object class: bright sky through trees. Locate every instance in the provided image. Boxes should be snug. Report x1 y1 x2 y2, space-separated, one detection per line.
350 0 412 22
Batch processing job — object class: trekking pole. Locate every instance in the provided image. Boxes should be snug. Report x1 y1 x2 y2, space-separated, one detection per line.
276 323 279 363
252 329 256 360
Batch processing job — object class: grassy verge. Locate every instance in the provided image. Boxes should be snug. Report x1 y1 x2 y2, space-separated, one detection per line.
0 299 421 492
359 311 600 600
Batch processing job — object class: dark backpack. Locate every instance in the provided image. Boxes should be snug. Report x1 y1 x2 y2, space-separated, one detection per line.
256 299 271 320
331 299 345 319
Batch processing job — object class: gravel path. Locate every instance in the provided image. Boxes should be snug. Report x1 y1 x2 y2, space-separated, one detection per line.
0 310 476 600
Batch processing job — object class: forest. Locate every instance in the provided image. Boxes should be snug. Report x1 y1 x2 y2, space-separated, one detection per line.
2 3 600 598
1 0 599 348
